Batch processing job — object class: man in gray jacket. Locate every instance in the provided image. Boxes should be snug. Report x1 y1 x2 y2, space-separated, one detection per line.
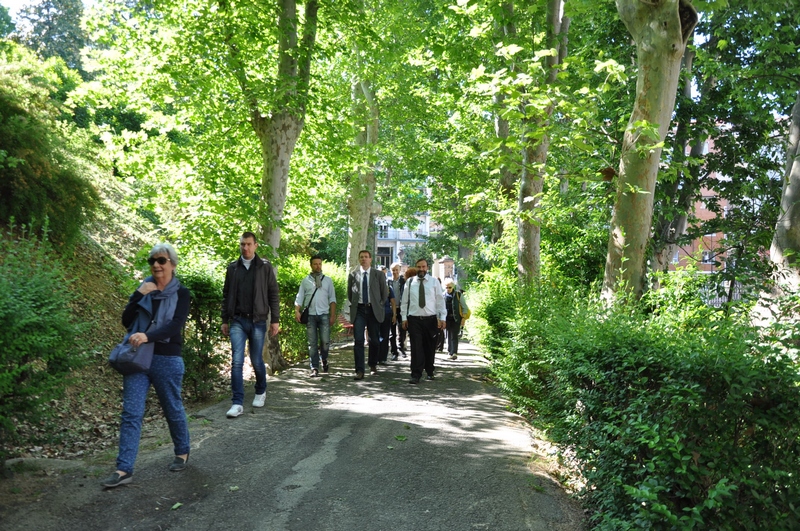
347 250 388 380
221 232 280 418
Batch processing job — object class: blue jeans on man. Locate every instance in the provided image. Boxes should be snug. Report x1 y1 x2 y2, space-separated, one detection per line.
353 304 380 373
306 313 330 370
229 317 267 405
117 355 190 475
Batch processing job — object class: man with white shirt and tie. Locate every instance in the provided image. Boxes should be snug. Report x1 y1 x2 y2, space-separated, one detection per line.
347 250 388 380
401 258 446 384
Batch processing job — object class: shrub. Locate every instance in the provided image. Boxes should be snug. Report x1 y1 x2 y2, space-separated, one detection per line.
0 42 99 247
491 279 800 529
0 227 88 455
276 255 347 364
464 268 518 358
178 258 226 400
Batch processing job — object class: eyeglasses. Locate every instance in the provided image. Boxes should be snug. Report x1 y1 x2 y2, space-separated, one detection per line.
446 286 454 290
148 256 170 266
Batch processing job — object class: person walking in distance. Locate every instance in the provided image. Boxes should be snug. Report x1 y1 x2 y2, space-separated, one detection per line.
347 250 388 380
378 268 397 364
294 255 337 377
221 232 280 418
401 258 446 384
443 278 469 360
389 262 406 360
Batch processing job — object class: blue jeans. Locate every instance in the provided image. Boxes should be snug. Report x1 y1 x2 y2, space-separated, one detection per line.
353 305 380 373
230 317 267 405
117 355 190 475
306 313 330 370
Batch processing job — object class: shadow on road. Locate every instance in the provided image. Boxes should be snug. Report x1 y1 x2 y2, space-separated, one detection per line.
0 341 585 531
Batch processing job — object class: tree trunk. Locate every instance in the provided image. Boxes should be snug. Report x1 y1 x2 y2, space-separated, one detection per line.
491 2 517 244
651 40 713 277
770 89 800 290
220 0 319 372
457 227 479 281
253 112 304 251
602 0 697 301
516 0 567 283
346 79 380 273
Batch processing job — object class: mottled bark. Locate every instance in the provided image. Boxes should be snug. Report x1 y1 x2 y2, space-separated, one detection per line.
346 78 380 272
220 0 319 372
602 0 697 301
517 0 567 283
770 89 800 290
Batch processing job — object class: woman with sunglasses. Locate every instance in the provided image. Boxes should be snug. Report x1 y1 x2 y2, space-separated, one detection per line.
102 243 191 488
443 278 469 361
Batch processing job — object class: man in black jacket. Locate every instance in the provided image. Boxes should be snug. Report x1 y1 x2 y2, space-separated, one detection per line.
221 232 280 418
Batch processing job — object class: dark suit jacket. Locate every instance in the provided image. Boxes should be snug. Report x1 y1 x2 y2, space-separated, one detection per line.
347 268 388 323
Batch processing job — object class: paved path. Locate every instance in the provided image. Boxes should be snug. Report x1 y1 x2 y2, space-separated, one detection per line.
0 342 584 531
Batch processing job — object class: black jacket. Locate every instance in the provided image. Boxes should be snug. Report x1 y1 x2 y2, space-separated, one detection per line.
221 254 280 324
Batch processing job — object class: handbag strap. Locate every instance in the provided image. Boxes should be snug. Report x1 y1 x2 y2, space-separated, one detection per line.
303 275 321 310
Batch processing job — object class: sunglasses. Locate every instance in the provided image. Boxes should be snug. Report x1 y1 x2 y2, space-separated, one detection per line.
148 256 171 266
446 286 454 290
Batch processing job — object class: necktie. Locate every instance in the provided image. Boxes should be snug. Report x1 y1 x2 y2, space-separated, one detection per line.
418 277 425 309
362 271 368 304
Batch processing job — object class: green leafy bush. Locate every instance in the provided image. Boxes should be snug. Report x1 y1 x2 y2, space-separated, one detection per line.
276 255 347 364
0 228 88 455
492 279 800 529
178 258 226 400
465 268 519 358
0 42 99 247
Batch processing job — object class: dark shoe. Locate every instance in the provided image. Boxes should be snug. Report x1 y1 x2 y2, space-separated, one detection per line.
354 371 364 380
448 354 457 360
426 374 435 381
101 471 132 488
402 352 408 358
322 361 329 373
370 365 378 375
310 368 319 378
169 455 189 472
391 354 399 361
408 377 420 385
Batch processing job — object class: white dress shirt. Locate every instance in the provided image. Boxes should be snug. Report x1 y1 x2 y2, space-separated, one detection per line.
401 274 446 321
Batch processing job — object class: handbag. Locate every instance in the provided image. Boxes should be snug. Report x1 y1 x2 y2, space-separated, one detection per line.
300 284 320 325
109 339 154 375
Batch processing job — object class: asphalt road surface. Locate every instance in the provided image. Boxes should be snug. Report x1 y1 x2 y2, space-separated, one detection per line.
1 341 584 531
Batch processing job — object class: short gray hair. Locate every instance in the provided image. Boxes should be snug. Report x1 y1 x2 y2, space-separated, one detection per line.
149 243 179 265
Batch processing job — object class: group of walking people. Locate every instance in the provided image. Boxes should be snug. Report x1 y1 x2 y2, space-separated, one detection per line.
342 250 469 384
102 233 468 488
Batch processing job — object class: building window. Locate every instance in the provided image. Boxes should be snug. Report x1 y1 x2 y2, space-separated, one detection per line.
672 251 680 264
376 221 389 239
701 250 715 264
376 246 392 268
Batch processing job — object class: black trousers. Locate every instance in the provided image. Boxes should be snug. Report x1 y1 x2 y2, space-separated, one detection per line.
390 307 406 354
407 315 438 379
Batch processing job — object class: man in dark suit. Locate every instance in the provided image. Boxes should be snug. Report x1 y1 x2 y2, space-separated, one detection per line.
347 250 388 380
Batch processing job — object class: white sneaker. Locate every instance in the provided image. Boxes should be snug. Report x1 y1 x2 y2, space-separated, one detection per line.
252 393 266 408
226 404 244 418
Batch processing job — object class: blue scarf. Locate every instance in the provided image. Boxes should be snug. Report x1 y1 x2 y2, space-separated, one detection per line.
134 276 181 342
